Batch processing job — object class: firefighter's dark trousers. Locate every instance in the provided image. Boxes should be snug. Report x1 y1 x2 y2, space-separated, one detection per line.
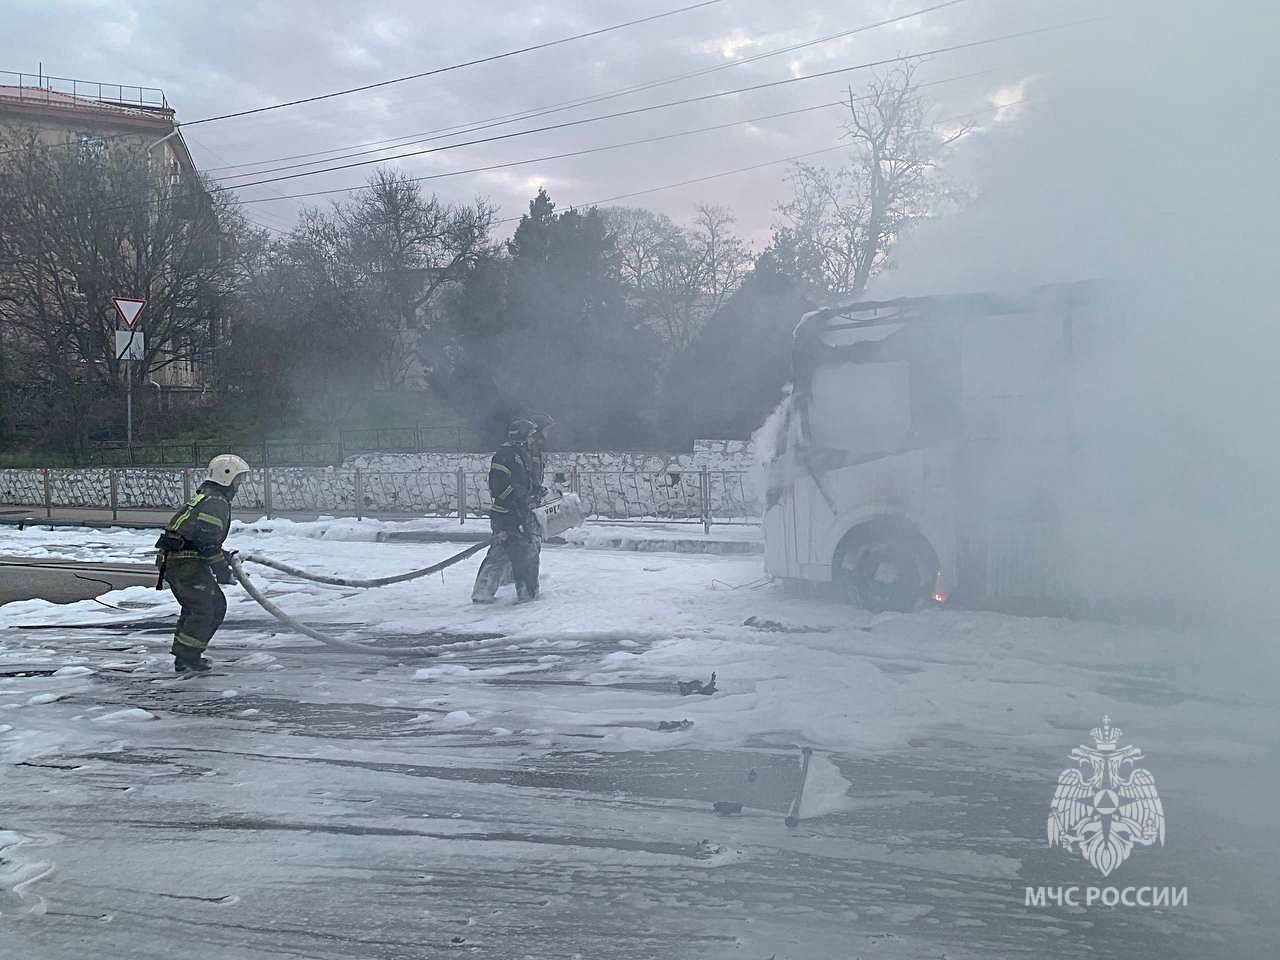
165 558 227 655
472 524 540 602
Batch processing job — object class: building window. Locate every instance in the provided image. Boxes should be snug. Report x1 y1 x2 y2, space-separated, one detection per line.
77 135 107 165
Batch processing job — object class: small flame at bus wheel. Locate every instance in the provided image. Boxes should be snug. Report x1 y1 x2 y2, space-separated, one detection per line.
932 570 948 604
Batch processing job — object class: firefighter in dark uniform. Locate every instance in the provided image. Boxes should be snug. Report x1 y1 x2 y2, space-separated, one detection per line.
527 414 555 503
471 420 540 603
155 454 250 672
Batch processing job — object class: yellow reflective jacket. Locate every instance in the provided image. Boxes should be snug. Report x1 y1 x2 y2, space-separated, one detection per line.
157 482 232 564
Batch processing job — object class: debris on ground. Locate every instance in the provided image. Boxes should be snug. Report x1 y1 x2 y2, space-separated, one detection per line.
712 801 743 816
743 615 832 634
677 671 717 696
694 839 724 860
657 719 694 731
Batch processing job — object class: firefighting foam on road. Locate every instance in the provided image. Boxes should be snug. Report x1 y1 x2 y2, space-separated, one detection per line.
3 0 1280 958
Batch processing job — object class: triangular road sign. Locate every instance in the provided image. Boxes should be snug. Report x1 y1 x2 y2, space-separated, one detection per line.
112 297 147 329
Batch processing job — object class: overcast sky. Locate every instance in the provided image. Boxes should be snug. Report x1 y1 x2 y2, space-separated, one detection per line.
4 0 1100 242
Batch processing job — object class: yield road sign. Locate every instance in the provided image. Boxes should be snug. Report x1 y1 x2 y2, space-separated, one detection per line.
112 297 147 329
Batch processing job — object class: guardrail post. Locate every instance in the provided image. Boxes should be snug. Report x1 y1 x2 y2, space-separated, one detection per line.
264 465 273 519
571 464 580 497
700 465 711 534
182 467 192 502
354 468 363 521
110 469 119 522
43 467 52 518
456 467 466 524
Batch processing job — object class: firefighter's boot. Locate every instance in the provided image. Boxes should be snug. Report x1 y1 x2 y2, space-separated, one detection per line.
174 651 212 674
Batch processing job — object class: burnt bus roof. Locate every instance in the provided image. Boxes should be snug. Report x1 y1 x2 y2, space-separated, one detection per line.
793 279 1101 344
790 279 1103 393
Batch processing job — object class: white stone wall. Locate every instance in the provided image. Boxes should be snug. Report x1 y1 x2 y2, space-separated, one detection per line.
0 443 761 520
345 446 758 520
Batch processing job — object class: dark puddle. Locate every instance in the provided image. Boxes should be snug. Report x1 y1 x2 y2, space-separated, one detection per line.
124 815 713 859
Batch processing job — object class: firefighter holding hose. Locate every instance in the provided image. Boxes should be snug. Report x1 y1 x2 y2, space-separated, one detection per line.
472 420 541 603
155 454 251 672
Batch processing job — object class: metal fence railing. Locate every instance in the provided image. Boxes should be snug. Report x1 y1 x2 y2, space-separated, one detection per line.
2 467 760 529
0 71 168 110
85 424 471 468
566 469 758 524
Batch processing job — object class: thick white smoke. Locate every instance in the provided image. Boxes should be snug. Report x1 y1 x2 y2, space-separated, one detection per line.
865 0 1280 620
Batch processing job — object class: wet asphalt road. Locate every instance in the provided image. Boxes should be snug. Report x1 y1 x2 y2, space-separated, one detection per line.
3 620 1276 959
2 558 1278 958
0 557 155 605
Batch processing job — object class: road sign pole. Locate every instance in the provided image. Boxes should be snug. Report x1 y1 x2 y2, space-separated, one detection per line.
111 296 147 453
126 360 133 451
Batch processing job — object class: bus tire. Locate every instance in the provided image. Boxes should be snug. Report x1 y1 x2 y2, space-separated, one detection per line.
834 521 936 613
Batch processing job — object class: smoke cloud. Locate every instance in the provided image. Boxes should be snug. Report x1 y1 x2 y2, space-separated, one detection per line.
865 0 1280 620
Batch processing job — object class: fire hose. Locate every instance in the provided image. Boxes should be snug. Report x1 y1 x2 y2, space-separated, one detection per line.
225 496 585 658
237 541 490 589
228 541 489 658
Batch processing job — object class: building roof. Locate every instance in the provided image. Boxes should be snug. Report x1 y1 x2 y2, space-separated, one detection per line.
0 83 174 132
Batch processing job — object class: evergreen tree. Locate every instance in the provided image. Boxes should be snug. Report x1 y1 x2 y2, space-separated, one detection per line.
443 189 661 447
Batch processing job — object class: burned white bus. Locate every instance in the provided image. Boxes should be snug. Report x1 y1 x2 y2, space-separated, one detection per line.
761 281 1169 614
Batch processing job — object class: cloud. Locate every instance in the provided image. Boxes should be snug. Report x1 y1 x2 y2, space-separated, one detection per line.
3 0 1074 234
986 76 1034 123
697 32 760 59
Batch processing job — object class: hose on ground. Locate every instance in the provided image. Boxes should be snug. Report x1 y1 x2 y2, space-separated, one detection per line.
237 540 490 588
229 553 480 658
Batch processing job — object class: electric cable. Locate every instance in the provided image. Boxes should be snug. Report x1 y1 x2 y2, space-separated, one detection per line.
202 0 968 176
182 1 723 126
215 20 1092 191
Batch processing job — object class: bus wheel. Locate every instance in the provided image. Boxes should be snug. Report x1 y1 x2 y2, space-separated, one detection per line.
835 527 930 612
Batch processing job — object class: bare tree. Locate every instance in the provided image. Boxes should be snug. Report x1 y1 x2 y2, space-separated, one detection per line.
0 126 246 453
339 170 495 389
607 206 677 291
776 60 961 299
222 171 497 423
688 204 751 320
604 204 750 356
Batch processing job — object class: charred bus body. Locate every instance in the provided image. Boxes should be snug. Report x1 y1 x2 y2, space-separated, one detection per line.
761 280 1162 615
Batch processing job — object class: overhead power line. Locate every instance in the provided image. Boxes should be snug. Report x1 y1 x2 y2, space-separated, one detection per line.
211 18 1098 193
493 101 1029 224
497 146 849 224
180 0 723 127
0 1 720 161
5 67 1030 234
231 71 1008 209
234 99 848 206
10 16 1067 232
202 0 968 176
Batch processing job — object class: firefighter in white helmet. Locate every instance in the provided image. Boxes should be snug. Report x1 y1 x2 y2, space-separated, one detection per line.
154 454 250 672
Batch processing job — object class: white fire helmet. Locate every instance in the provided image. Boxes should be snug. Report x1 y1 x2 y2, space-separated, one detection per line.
208 454 251 487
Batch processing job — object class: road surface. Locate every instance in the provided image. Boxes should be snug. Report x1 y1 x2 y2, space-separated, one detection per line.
2 549 1277 959
0 557 154 605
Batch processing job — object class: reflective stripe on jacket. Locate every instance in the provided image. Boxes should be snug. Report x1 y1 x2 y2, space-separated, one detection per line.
159 482 232 561
488 442 532 517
